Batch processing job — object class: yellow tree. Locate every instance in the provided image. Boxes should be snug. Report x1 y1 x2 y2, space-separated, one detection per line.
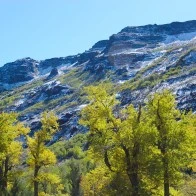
80 84 158 196
0 112 29 193
81 165 112 196
27 111 59 196
147 90 196 196
80 85 195 195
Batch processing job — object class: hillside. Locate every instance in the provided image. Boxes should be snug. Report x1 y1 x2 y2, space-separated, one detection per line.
0 20 196 139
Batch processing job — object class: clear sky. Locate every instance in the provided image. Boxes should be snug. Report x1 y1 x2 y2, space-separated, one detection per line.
0 0 196 66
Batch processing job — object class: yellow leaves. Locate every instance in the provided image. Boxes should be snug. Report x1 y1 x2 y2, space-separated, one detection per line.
0 112 17 134
0 152 6 162
0 112 29 193
27 136 57 167
26 111 61 195
147 90 180 122
35 170 64 196
0 112 29 148
26 136 36 151
27 111 58 166
80 84 196 195
80 83 118 128
108 147 125 170
15 122 30 135
0 111 62 195
40 111 59 135
37 173 61 184
0 112 27 165
150 186 184 196
7 141 22 164
84 83 114 103
169 187 184 196
39 190 67 196
39 192 51 196
81 166 112 196
39 149 57 166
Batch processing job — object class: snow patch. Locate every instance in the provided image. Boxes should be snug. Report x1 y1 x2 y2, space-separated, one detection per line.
164 31 196 44
39 66 52 76
14 98 25 106
44 79 60 87
77 104 88 110
118 80 125 84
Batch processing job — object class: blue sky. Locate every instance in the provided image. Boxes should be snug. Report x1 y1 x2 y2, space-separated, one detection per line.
0 0 196 66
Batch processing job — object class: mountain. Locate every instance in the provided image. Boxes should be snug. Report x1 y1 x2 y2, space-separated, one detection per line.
0 20 195 139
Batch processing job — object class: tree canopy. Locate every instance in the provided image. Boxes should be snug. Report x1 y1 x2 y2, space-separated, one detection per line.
80 84 196 196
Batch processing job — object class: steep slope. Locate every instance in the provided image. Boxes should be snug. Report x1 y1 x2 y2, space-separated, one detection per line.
0 20 195 139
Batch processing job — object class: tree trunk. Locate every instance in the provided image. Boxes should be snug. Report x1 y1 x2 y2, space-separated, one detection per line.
156 101 170 196
160 140 170 196
130 170 139 196
3 157 9 189
0 165 3 191
130 142 139 196
34 165 40 196
0 157 9 193
160 134 170 196
122 144 139 196
163 156 170 196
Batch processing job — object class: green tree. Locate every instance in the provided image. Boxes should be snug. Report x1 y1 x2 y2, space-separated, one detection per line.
27 111 60 196
80 85 195 195
81 165 112 196
147 90 196 196
0 112 29 194
51 133 93 196
80 84 157 196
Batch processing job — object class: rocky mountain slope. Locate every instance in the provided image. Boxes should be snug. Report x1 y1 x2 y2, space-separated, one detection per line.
0 20 195 139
